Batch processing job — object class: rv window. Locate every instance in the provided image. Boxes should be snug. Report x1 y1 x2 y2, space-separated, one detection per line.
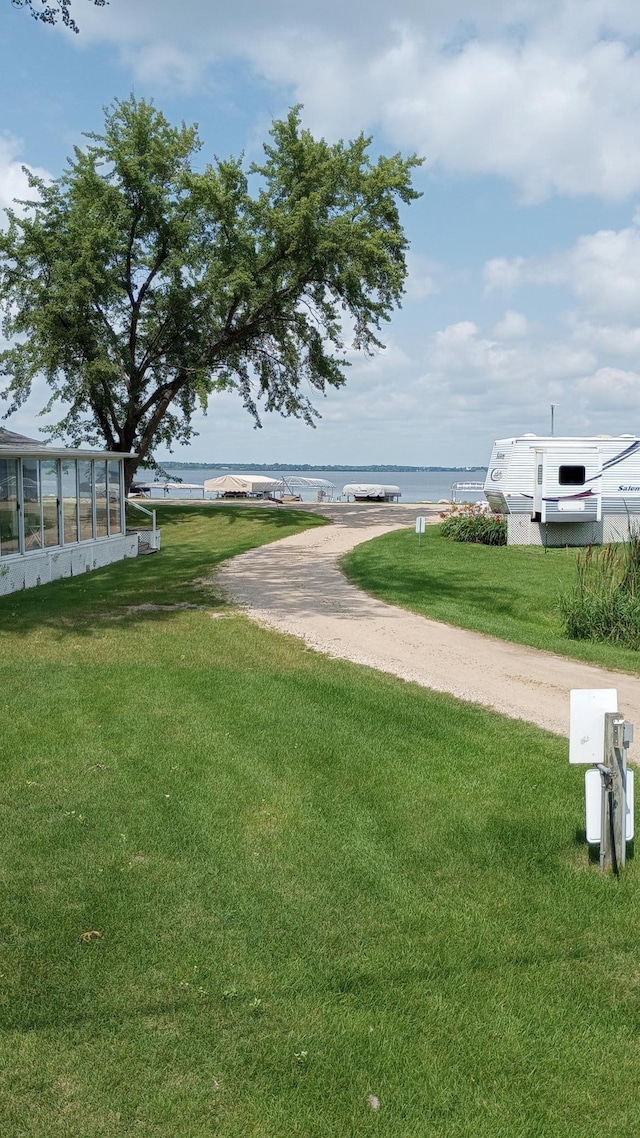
558 465 585 486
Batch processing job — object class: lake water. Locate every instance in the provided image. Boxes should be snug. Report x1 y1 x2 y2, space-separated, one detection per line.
139 467 487 504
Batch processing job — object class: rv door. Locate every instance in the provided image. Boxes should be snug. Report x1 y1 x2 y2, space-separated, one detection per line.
541 447 601 523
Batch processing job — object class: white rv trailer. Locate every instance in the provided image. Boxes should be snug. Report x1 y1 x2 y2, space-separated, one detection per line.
484 434 640 546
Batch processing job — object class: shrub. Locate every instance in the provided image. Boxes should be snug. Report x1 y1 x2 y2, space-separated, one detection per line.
439 502 507 546
559 534 640 648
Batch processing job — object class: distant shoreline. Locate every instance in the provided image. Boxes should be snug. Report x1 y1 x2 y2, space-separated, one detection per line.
161 462 488 473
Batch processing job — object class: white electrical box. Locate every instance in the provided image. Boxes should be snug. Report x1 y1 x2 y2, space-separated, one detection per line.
569 689 618 764
585 768 635 843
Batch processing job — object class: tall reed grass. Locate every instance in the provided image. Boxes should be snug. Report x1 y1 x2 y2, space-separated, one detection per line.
559 532 640 648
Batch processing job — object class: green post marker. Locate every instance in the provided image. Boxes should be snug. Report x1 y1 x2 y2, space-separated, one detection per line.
415 515 426 546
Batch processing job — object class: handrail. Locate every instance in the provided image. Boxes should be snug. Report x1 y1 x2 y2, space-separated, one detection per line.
450 480 485 502
125 498 157 532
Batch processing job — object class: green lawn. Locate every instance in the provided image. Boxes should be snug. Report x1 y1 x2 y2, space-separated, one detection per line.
2 506 640 1136
342 524 640 674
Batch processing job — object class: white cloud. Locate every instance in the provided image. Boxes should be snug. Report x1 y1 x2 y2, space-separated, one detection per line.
343 339 413 377
411 312 640 441
484 257 529 294
484 217 640 319
574 366 640 411
493 310 532 338
372 36 640 202
120 43 206 91
404 253 441 301
567 228 640 317
428 320 595 391
565 317 640 356
301 317 604 450
0 137 51 221
201 309 632 452
70 0 640 201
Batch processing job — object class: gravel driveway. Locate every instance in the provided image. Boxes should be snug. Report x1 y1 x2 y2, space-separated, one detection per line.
218 503 640 738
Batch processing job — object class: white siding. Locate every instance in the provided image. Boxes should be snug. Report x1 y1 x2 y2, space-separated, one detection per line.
0 533 138 596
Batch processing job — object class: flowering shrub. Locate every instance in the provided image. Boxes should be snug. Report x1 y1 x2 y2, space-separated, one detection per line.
439 502 507 545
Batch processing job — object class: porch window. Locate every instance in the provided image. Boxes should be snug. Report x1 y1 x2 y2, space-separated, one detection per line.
42 460 60 547
22 458 42 551
95 461 109 537
0 459 19 557
78 461 94 540
108 461 122 534
62 460 78 543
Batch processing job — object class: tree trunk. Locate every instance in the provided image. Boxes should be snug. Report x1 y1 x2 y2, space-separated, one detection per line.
123 455 140 497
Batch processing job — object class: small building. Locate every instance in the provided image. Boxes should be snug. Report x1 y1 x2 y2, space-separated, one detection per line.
0 428 158 595
484 434 640 546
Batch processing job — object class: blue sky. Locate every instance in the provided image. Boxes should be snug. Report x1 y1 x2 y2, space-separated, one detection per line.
3 0 640 466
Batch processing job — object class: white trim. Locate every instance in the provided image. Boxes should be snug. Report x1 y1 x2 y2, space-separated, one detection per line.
0 446 136 460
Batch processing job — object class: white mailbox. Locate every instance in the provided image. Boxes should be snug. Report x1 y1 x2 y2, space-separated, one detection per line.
569 689 618 764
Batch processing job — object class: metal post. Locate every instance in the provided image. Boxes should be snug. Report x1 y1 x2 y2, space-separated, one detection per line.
550 403 557 437
600 713 628 874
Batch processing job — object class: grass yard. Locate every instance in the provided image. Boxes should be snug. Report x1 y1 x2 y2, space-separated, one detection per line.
2 505 640 1136
342 524 640 674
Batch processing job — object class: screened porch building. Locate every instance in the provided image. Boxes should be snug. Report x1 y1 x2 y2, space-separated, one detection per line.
0 429 156 595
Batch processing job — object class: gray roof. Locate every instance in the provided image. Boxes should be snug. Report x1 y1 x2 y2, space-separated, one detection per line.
0 427 45 448
0 427 135 460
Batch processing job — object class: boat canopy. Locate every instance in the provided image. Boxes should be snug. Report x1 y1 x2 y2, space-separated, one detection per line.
281 476 334 490
343 483 401 500
203 474 284 494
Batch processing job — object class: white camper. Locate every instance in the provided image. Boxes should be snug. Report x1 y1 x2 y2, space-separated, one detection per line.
484 434 640 546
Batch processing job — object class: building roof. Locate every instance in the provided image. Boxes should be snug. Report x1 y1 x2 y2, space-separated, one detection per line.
0 427 136 461
0 427 45 448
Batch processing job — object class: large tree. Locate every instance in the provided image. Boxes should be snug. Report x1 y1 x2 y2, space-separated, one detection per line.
11 0 106 34
0 98 421 489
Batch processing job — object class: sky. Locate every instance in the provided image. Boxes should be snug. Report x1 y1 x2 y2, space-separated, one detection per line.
2 0 640 466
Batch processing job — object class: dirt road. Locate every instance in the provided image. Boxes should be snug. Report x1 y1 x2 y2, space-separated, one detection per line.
218 503 640 737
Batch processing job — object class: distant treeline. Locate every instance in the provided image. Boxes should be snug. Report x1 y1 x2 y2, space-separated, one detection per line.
161 462 488 472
